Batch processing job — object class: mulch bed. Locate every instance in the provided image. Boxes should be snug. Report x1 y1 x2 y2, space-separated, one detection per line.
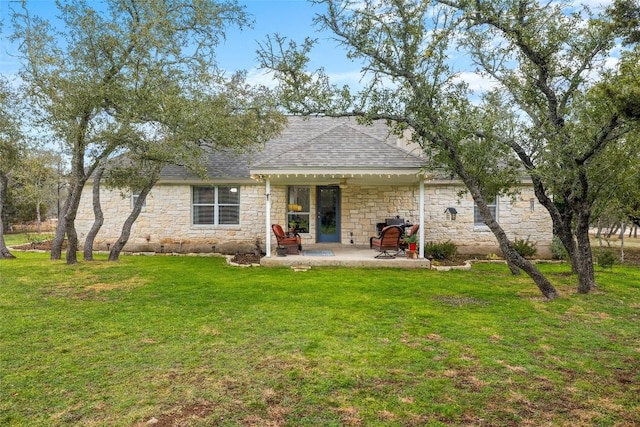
11 241 57 251
231 253 263 265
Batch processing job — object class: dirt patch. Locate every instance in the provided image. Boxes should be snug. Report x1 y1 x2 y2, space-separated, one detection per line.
143 401 214 426
231 253 263 265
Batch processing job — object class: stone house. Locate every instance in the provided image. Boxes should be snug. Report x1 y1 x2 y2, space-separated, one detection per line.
75 116 553 257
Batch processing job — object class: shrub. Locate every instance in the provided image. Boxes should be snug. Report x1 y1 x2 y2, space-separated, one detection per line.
26 233 54 245
597 250 616 270
512 237 537 258
550 235 569 260
424 240 458 260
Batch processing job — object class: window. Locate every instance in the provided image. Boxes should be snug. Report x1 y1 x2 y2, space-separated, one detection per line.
287 186 310 233
192 186 240 225
474 196 497 226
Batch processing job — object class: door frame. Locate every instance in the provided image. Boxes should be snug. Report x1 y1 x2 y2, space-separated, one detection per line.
316 185 340 243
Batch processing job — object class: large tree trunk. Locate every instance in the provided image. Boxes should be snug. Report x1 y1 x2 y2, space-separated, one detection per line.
0 172 16 259
574 212 596 293
109 173 159 261
50 196 70 260
473 188 559 300
83 167 105 261
63 180 88 265
427 131 559 299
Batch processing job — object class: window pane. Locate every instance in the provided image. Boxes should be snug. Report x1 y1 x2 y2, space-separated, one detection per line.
219 187 240 204
289 186 310 212
474 198 497 226
193 187 214 204
287 214 310 233
219 206 240 224
194 205 214 224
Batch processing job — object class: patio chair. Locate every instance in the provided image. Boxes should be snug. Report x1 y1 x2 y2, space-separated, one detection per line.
371 225 403 258
272 224 301 254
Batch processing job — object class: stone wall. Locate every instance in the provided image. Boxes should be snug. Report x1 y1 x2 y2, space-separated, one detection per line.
422 182 552 257
76 183 268 254
340 184 420 246
76 180 552 257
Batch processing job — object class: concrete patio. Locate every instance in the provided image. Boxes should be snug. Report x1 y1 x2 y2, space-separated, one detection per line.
260 244 432 269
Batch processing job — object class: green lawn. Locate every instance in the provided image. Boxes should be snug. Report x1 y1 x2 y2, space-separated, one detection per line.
3 233 30 247
1 252 638 426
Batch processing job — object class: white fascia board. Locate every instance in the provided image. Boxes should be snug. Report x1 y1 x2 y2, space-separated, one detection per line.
250 168 421 177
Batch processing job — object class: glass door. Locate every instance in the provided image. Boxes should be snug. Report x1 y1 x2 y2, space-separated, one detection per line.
316 186 340 243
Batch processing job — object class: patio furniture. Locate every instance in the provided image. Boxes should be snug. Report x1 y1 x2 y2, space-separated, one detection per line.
272 224 301 254
385 217 405 226
371 225 403 258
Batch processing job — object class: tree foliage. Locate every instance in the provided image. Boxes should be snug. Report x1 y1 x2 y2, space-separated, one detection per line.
11 0 285 264
258 0 639 298
0 77 25 259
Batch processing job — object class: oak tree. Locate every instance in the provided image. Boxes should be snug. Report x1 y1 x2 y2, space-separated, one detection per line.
12 0 284 264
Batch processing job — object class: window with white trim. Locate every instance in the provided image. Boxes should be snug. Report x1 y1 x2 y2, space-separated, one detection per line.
474 196 497 226
287 186 310 233
192 186 240 225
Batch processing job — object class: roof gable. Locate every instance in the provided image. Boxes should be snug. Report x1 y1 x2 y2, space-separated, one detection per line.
159 116 425 181
252 122 424 170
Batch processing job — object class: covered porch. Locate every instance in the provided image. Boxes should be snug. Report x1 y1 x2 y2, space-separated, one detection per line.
259 243 431 269
248 116 429 260
254 171 428 261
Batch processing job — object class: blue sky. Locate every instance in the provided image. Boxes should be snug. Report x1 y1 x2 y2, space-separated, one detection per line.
0 0 358 85
1 0 617 91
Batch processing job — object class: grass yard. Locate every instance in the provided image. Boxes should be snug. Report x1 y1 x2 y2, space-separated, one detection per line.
0 252 639 426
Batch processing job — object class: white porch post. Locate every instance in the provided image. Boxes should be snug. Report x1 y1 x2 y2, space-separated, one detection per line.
419 174 425 259
265 177 272 258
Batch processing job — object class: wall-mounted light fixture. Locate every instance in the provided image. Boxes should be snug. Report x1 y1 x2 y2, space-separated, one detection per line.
444 207 458 220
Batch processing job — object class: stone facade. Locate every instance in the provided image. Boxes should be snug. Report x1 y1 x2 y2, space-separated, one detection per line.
76 180 552 257
422 182 552 257
76 183 268 254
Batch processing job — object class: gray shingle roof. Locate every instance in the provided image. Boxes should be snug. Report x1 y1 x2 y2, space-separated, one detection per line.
159 116 425 181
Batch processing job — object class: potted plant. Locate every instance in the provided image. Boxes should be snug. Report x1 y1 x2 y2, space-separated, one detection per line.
403 233 418 252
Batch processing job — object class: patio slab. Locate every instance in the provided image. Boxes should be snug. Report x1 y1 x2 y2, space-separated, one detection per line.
261 244 431 269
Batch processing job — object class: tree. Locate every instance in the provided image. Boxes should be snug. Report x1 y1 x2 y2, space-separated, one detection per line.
258 0 638 298
106 161 162 262
82 164 105 261
83 74 285 261
259 0 558 298
608 0 640 45
453 1 640 293
12 149 60 232
0 77 24 259
12 0 284 265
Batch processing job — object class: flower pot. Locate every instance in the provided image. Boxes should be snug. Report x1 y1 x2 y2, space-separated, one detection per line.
408 242 417 251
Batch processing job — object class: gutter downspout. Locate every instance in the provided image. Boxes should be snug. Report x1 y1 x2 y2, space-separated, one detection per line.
265 177 271 257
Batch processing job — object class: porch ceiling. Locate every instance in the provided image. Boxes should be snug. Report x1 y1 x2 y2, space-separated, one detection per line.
251 169 424 186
